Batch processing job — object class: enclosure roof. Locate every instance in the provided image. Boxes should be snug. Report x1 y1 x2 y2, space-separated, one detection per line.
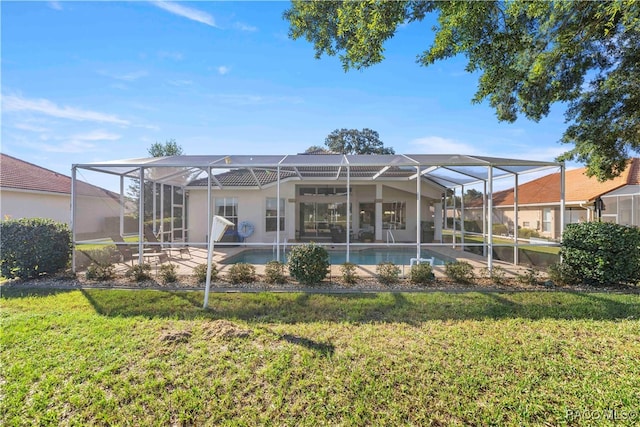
74 154 561 188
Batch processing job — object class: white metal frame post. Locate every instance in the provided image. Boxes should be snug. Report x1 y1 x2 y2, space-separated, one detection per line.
346 164 351 262
514 173 519 265
487 166 494 271
138 167 144 264
560 162 566 248
416 166 421 261
276 165 281 262
460 184 465 251
71 167 77 273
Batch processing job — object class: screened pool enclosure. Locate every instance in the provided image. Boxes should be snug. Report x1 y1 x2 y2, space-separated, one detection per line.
71 154 565 272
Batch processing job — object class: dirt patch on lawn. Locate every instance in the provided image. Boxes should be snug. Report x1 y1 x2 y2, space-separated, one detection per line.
202 319 252 339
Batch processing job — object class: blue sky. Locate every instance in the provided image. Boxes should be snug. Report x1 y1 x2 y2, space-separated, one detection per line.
2 1 574 182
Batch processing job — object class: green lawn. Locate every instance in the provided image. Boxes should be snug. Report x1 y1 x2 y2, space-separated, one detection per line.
2 288 639 426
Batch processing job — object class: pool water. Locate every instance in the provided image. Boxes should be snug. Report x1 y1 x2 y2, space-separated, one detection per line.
221 248 449 266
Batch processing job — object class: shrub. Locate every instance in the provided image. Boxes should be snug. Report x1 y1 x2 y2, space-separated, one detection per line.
76 246 119 268
287 243 330 285
480 265 507 285
517 228 541 239
409 262 435 285
194 263 217 283
125 264 152 282
559 222 640 286
159 263 178 284
340 262 359 284
85 262 115 281
264 261 287 284
516 268 540 286
492 224 509 235
376 262 400 285
227 263 256 284
547 262 579 287
0 218 71 279
445 261 475 284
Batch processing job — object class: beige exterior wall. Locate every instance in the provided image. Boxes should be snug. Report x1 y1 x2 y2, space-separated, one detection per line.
1 188 122 237
186 179 443 244
1 189 70 224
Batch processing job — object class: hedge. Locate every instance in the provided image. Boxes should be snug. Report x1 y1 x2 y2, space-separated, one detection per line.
1 218 72 279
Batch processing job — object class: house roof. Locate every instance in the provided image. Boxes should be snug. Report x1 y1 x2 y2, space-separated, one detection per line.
1 153 118 199
487 158 640 207
76 154 561 189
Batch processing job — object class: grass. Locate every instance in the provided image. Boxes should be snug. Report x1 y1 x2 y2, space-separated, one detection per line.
2 288 639 426
76 235 139 251
455 234 561 255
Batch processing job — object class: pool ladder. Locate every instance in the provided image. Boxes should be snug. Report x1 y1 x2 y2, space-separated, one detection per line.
386 230 395 246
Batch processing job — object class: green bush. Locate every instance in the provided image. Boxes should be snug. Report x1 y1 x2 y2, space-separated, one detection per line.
340 262 358 284
492 224 509 235
194 263 217 283
159 263 178 284
227 263 256 284
264 261 287 284
125 264 152 282
481 265 507 285
376 262 400 285
0 218 72 279
547 262 579 286
409 262 435 285
287 243 329 285
561 222 640 286
85 262 115 281
445 261 475 284
517 228 541 239
516 268 540 286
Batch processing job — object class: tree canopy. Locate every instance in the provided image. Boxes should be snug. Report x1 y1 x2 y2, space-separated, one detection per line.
324 128 395 154
148 139 183 157
284 0 640 180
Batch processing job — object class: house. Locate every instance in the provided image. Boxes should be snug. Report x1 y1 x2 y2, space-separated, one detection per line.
469 158 640 240
0 153 121 237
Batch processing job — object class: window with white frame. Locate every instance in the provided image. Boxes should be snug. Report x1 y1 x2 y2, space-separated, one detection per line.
382 201 406 230
265 198 285 232
215 197 238 227
542 208 552 232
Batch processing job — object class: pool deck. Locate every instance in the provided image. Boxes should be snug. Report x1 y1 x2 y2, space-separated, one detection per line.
102 245 543 281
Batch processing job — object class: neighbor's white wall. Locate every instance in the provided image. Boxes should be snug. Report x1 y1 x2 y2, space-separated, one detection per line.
1 189 70 224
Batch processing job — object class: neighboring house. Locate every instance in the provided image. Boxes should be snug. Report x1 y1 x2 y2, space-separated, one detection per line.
466 158 640 240
0 153 121 237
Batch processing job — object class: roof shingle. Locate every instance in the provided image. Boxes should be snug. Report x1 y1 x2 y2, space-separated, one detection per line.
1 153 117 198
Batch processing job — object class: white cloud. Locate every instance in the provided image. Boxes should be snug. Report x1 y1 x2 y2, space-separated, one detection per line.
48 1 62 10
167 79 193 86
3 94 130 125
410 136 484 155
234 22 258 32
158 51 183 61
151 1 216 27
70 130 122 141
217 66 230 75
210 93 304 106
99 69 148 81
13 122 50 133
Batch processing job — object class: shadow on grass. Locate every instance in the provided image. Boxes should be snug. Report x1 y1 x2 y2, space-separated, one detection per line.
69 288 640 324
1 286 76 299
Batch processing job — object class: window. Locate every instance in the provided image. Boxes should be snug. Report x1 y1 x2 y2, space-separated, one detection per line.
382 201 406 230
542 208 552 233
215 197 238 227
265 198 285 232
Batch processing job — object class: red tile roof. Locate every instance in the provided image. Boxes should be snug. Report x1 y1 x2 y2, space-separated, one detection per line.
489 158 640 206
0 153 117 198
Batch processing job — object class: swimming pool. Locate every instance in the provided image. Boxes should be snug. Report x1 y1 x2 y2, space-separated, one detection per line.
221 248 450 266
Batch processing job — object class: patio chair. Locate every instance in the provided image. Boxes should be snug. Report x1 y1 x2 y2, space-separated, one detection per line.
143 225 170 263
109 234 134 265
